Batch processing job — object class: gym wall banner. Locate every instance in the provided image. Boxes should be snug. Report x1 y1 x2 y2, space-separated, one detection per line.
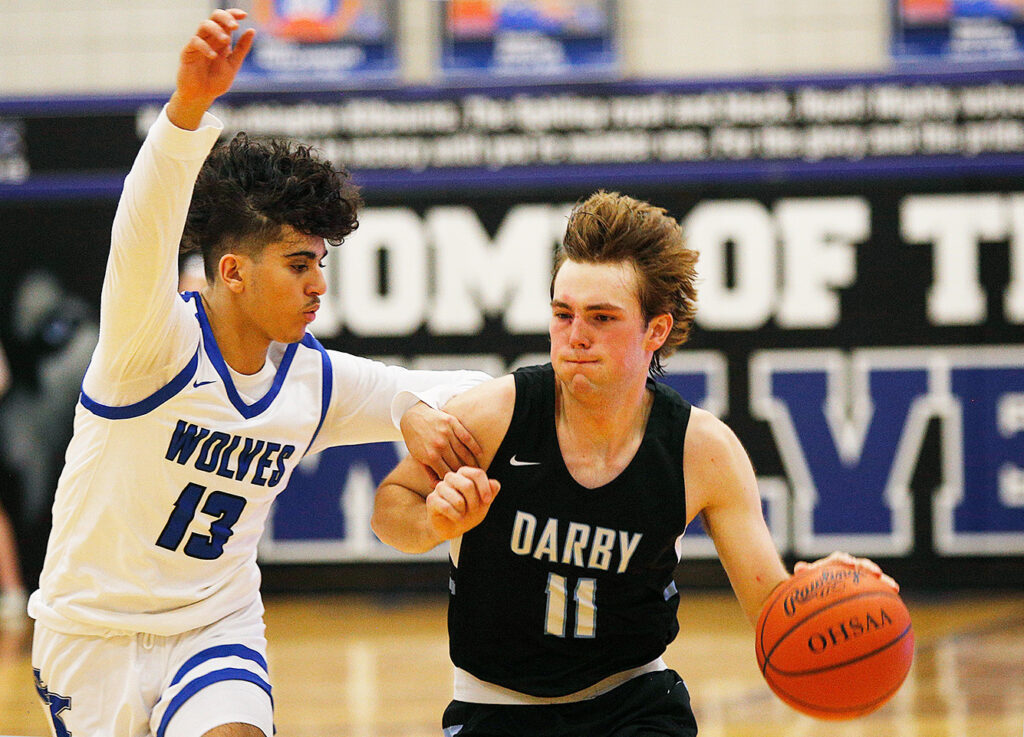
440 0 617 81
220 0 400 89
1 70 1022 588
893 0 1024 68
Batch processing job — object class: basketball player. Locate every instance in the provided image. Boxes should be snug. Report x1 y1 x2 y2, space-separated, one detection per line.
28 10 489 737
372 191 898 735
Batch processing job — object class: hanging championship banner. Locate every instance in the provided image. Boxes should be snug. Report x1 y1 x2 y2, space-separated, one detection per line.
893 0 1024 66
225 0 399 88
441 0 617 80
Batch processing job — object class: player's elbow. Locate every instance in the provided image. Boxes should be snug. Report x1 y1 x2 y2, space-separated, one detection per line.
371 485 436 555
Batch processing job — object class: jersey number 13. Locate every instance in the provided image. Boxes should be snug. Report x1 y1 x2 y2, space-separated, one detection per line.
156 482 247 560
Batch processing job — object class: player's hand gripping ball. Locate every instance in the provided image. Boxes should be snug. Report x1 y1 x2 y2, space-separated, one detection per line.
755 563 914 719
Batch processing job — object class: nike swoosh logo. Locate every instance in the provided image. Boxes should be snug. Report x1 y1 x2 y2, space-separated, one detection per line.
509 455 541 467
193 379 217 388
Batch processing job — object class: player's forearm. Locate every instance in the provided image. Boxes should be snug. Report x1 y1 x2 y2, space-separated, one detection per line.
371 484 443 554
725 555 790 629
89 108 218 392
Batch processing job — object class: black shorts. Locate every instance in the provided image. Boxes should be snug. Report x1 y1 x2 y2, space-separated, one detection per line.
441 669 699 737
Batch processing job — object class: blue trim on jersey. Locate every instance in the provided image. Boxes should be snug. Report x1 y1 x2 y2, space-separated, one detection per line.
187 292 300 420
157 667 273 737
79 349 200 420
168 643 269 688
663 580 678 601
300 332 333 458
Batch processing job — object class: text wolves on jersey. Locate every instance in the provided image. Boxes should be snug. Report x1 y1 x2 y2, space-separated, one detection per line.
164 419 296 487
509 510 644 573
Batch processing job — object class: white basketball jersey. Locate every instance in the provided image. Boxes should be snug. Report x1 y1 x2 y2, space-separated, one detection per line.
30 293 334 637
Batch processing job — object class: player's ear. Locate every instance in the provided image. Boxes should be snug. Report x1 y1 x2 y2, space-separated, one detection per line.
219 253 246 294
643 313 673 352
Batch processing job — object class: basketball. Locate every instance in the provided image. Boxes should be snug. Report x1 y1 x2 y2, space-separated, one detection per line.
756 563 914 720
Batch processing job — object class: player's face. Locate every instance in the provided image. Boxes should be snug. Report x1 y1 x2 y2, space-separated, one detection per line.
550 259 662 392
243 227 327 344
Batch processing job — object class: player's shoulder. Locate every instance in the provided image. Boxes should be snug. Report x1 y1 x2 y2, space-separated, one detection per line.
445 373 516 417
684 406 745 467
683 406 756 508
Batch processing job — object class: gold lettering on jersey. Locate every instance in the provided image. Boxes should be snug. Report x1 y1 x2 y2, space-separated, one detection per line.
533 518 559 563
587 527 616 570
562 522 589 567
510 510 643 573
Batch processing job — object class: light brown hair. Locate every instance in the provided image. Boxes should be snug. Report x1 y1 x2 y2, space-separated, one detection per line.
553 191 699 375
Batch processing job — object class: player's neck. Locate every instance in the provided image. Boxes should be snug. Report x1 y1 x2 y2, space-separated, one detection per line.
556 375 652 457
200 290 270 375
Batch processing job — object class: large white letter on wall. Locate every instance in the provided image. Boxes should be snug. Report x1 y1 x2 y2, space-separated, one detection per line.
427 204 567 335
340 207 428 336
776 197 868 328
900 194 1006 326
687 199 776 330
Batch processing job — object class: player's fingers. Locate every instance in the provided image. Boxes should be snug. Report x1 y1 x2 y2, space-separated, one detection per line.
440 446 464 477
443 471 480 515
831 551 859 566
808 551 855 569
879 573 900 592
855 557 882 575
420 463 441 488
487 479 500 503
197 19 233 49
797 553 899 591
183 35 218 61
461 468 499 507
438 481 469 514
427 487 465 520
421 433 463 478
426 495 459 523
210 8 244 29
451 419 483 466
463 467 497 506
448 433 477 470
228 28 256 67
849 556 900 591
417 448 445 480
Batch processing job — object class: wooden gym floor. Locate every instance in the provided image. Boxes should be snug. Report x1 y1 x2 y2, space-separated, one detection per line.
2 590 1022 736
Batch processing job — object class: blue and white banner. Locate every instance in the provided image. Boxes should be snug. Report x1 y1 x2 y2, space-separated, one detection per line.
893 0 1024 67
440 0 617 81
226 0 399 89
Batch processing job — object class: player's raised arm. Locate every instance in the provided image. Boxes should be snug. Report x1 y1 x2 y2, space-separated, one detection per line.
85 9 255 406
167 8 254 130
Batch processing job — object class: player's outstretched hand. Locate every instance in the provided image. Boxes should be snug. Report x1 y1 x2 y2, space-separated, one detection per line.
400 403 483 484
168 8 255 130
425 467 499 541
795 550 900 592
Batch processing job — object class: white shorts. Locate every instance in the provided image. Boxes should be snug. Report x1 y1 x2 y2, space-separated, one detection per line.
31 597 273 737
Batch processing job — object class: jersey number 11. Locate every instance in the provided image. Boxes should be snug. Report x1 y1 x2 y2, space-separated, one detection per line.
545 573 596 638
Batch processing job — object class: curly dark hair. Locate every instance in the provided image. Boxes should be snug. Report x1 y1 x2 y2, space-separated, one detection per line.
553 191 699 377
181 132 362 281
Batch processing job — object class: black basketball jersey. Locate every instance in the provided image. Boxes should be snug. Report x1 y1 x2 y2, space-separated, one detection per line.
448 363 692 697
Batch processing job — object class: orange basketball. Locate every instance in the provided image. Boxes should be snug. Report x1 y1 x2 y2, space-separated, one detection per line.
755 563 914 720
